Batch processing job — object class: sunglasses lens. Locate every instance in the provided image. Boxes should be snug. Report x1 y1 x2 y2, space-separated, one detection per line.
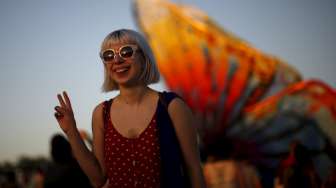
102 50 115 61
120 46 134 58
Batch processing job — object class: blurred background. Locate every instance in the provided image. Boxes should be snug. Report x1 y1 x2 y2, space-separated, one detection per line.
1 0 335 187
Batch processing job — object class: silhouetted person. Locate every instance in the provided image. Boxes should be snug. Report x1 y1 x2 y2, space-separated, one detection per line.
1 170 19 188
276 141 321 188
43 134 92 188
204 138 262 188
323 166 336 188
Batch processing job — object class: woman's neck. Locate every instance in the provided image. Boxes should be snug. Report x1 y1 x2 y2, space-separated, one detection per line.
118 85 150 106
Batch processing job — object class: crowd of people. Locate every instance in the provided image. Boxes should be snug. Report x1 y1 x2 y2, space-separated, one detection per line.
0 132 93 188
1 134 336 188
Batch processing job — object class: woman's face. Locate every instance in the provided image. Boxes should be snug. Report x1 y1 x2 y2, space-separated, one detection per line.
102 41 144 87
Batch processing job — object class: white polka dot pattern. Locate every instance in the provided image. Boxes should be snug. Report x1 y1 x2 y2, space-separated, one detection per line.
103 100 161 188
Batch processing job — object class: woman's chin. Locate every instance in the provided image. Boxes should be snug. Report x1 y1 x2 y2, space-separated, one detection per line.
113 76 135 86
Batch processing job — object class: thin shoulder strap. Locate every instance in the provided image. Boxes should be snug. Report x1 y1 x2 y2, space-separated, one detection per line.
102 99 113 129
159 91 180 110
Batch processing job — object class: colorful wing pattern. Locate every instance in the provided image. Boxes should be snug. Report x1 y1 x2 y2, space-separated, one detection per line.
133 0 336 173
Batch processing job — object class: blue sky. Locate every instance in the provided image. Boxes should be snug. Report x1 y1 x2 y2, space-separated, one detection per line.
0 0 335 162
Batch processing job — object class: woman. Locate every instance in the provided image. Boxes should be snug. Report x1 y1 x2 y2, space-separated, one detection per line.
54 29 206 188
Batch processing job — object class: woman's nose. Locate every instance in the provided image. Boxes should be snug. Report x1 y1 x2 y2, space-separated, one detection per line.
113 54 124 64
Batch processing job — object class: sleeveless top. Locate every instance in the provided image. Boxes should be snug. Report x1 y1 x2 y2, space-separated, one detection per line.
103 99 161 188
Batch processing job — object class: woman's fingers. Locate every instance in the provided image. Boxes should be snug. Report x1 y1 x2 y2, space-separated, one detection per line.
55 91 75 122
54 106 65 118
54 106 65 113
57 94 66 108
63 91 73 109
57 91 73 111
54 112 63 119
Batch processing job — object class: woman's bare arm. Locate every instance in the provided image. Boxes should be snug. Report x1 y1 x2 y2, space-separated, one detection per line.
91 102 107 185
54 91 106 187
168 98 206 188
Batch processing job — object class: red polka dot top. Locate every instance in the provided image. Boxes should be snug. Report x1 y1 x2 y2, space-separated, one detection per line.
103 99 161 188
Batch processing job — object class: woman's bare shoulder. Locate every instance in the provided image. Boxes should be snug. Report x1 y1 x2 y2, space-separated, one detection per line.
93 102 105 116
92 101 107 130
169 97 189 111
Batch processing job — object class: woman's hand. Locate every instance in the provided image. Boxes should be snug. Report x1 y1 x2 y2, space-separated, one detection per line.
54 91 77 135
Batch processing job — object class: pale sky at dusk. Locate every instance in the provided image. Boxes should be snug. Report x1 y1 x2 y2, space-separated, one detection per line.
0 0 335 162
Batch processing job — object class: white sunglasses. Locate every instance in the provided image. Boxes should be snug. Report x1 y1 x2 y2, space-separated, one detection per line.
100 44 139 62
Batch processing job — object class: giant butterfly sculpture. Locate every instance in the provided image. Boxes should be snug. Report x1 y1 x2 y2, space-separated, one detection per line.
133 0 336 178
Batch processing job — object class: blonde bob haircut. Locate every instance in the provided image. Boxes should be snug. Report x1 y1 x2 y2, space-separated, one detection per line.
100 29 160 92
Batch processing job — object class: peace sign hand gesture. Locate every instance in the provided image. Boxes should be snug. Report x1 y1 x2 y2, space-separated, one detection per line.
54 91 77 135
